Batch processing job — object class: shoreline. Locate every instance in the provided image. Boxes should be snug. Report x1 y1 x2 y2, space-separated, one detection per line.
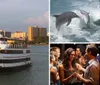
28 44 48 46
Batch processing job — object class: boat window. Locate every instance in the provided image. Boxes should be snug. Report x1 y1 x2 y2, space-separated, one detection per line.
26 50 30 53
0 50 23 54
0 38 7 41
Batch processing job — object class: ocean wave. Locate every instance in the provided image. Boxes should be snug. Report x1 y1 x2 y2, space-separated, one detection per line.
50 0 100 42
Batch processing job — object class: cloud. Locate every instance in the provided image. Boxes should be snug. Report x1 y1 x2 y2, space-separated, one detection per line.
24 11 49 28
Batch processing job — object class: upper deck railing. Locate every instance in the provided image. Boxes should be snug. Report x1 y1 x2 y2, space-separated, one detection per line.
0 37 28 49
8 44 28 49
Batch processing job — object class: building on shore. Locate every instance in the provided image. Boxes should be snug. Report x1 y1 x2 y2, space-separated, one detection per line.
28 26 47 42
39 27 47 37
11 31 27 40
28 26 33 41
0 30 11 38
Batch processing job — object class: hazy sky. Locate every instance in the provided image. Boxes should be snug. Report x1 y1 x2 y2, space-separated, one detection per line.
0 0 49 32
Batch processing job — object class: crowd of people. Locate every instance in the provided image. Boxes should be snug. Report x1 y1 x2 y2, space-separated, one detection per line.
50 44 100 85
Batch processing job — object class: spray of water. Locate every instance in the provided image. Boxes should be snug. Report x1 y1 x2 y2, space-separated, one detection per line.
50 0 100 42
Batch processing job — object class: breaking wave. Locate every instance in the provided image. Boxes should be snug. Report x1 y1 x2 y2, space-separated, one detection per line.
50 0 100 42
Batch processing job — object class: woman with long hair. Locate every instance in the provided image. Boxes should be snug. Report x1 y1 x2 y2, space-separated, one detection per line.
59 48 82 85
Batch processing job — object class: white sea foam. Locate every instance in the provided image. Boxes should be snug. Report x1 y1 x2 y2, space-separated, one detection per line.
50 0 100 42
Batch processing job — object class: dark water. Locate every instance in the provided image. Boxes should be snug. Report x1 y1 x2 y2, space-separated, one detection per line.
0 45 49 85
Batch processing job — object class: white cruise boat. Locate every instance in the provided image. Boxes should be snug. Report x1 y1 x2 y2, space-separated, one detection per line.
0 34 32 71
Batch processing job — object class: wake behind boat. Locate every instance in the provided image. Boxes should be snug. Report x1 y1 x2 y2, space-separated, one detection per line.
0 34 32 72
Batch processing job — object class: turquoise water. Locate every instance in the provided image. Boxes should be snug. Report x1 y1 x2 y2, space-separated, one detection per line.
0 45 49 85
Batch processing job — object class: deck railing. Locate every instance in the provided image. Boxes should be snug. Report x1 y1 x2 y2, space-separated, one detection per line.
8 44 28 48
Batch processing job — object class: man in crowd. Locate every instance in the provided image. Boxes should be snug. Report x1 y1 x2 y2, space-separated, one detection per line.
75 44 99 85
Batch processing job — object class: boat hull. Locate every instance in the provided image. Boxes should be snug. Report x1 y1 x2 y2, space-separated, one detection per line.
0 51 32 72
0 63 32 72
